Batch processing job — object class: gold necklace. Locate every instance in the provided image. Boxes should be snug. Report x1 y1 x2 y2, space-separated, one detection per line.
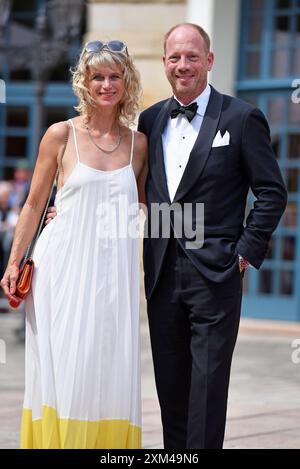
85 124 122 154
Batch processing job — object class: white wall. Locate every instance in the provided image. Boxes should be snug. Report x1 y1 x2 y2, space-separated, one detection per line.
186 0 240 96
186 0 214 33
210 0 240 96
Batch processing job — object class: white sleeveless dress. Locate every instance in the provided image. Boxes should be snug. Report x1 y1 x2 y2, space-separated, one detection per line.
21 120 141 449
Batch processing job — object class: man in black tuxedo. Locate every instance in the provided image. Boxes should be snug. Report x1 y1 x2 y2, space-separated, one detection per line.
138 23 287 449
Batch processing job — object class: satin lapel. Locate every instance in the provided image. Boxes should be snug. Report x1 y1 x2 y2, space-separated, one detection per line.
149 98 174 203
173 88 223 203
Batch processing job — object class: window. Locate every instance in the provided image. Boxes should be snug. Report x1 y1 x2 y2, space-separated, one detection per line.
0 105 31 179
240 0 300 79
238 0 300 319
10 0 37 29
0 103 76 179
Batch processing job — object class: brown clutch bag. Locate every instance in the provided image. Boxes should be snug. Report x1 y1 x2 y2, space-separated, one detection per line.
15 258 34 298
9 259 35 308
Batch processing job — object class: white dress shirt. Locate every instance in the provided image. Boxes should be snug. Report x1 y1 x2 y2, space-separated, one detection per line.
162 84 211 202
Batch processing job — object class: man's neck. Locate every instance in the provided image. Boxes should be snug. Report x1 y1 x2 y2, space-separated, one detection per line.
174 83 209 106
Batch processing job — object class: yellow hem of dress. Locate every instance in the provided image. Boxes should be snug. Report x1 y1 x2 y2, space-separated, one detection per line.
20 406 141 449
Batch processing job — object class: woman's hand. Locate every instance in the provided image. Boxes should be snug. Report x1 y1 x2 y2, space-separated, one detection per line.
45 206 57 225
0 262 21 305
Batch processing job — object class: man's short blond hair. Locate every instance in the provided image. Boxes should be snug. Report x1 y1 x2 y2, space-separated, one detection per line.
164 23 211 54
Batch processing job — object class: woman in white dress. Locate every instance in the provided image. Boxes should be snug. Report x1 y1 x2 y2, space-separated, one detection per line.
1 40 148 449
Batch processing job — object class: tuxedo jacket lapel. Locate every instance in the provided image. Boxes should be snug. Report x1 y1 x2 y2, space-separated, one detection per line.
149 98 174 203
173 87 223 203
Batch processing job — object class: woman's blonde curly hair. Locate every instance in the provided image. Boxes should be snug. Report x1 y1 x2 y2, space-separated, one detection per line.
72 43 142 126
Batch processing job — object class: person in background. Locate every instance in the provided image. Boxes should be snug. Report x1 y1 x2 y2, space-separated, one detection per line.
0 181 18 279
8 160 32 211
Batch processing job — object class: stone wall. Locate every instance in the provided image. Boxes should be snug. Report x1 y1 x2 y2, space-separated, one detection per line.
86 0 187 109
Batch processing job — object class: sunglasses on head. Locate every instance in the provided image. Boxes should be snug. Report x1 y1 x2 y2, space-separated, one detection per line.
84 40 128 55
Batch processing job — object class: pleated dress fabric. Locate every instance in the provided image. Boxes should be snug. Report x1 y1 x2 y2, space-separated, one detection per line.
21 120 141 449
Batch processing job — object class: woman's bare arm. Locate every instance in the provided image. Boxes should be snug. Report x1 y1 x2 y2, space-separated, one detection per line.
1 121 68 300
135 131 148 210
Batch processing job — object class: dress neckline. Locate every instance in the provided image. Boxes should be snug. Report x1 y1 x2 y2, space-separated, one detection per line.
69 119 135 172
78 161 132 174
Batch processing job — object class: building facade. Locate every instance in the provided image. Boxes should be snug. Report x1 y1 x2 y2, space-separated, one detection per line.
235 0 300 321
0 0 299 320
0 0 85 180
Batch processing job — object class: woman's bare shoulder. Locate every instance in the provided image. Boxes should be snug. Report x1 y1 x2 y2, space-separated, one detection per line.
134 130 148 146
120 127 147 148
134 130 148 156
43 120 71 146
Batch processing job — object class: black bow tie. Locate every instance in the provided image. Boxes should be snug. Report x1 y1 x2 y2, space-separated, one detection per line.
170 100 198 122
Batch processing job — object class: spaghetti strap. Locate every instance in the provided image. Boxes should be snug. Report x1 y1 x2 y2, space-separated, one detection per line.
130 130 135 165
69 119 80 163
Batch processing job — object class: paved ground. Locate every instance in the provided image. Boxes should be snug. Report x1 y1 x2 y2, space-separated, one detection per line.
1 305 300 449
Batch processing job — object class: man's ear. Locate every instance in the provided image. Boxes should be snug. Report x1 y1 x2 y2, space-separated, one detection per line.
207 52 214 72
163 55 166 66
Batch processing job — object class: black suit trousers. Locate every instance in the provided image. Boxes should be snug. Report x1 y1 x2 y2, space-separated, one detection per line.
147 237 243 449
